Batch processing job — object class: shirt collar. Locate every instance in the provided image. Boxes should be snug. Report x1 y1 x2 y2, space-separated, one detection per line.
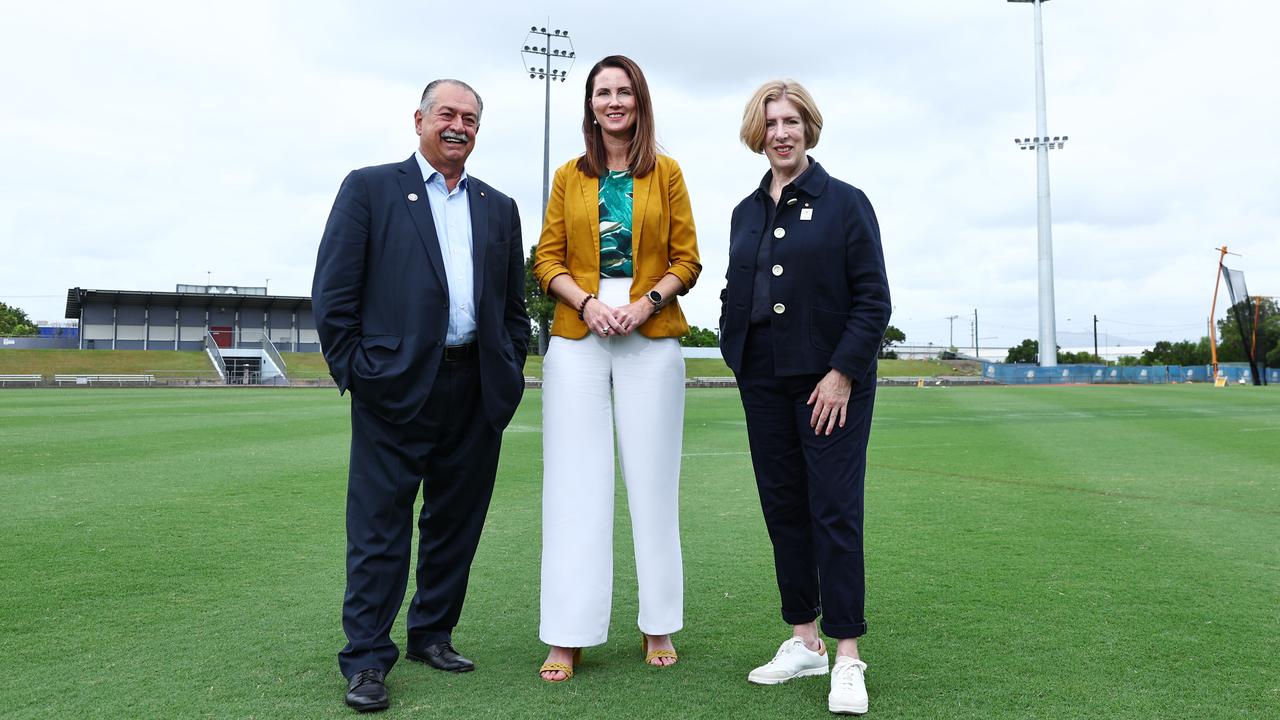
414 150 468 192
755 156 827 199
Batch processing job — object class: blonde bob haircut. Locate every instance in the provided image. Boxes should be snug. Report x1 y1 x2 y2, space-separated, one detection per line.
739 80 823 154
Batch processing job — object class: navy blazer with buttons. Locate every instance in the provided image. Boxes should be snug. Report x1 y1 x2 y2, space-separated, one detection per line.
720 158 890 384
312 155 530 427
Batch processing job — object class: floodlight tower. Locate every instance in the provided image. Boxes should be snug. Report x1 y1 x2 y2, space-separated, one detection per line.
1009 0 1067 367
521 25 575 218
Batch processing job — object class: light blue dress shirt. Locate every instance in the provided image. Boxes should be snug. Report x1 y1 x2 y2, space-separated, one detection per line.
415 151 476 345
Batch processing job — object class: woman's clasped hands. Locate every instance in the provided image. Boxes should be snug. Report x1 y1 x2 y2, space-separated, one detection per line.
582 296 654 338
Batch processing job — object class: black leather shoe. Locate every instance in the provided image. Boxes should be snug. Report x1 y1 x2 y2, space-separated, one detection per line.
345 668 389 713
406 641 475 673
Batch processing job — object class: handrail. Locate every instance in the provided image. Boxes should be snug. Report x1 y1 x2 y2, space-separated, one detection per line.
261 336 289 383
204 332 227 382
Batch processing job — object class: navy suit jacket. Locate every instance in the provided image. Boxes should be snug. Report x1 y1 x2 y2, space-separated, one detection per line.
720 159 890 384
312 155 530 427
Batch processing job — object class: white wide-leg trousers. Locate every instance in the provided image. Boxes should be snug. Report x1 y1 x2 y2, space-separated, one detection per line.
539 277 686 647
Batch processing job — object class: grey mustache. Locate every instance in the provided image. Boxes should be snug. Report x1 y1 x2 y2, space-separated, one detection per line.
440 131 468 142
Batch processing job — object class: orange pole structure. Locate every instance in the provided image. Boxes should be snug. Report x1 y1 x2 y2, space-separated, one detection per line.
1209 245 1228 378
1250 296 1262 361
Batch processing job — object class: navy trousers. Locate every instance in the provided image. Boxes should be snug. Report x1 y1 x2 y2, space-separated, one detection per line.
735 325 876 639
339 355 501 678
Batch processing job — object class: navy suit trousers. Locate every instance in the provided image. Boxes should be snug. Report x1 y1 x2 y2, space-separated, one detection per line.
735 325 875 639
339 354 501 678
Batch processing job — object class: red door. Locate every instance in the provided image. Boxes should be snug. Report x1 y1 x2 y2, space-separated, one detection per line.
211 326 233 348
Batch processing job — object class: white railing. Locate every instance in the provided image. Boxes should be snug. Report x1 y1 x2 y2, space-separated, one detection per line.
260 336 289 385
204 332 227 382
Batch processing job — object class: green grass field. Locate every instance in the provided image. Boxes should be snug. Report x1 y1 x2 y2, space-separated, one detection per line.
1 349 977 381
1 385 1275 719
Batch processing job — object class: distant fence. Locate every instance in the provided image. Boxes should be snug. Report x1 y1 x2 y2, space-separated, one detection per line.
1 337 79 349
983 362 1269 385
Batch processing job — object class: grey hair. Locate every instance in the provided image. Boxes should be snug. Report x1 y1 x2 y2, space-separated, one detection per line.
419 79 484 122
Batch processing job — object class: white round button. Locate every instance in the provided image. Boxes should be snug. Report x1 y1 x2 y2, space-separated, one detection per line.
773 303 786 314
773 227 786 239
407 193 419 202
771 264 783 276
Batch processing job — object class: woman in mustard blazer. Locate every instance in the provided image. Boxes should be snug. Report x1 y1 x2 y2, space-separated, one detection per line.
531 54 700 682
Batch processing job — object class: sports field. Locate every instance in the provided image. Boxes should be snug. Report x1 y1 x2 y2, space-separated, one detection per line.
1 385 1275 719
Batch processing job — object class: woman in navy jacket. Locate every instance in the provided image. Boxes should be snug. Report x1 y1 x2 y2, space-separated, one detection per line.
719 80 890 716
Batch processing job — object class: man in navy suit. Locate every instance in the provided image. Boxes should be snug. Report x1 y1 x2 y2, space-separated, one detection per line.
312 78 530 713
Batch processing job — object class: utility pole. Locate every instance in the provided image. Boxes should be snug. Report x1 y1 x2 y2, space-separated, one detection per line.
1092 314 1098 361
974 308 980 360
1010 0 1067 368
946 314 960 348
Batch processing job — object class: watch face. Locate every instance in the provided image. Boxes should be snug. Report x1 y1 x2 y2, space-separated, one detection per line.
648 291 662 304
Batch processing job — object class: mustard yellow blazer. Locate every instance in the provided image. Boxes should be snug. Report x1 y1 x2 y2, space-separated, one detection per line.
533 155 701 339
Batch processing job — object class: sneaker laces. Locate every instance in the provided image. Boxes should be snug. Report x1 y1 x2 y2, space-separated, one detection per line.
832 659 866 691
762 637 811 668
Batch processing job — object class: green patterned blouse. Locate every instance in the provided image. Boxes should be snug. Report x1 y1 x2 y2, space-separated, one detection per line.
598 170 633 278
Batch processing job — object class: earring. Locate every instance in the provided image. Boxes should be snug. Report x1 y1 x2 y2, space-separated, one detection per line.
593 119 598 125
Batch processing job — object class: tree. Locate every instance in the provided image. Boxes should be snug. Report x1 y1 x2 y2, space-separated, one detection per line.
679 325 718 347
1215 298 1279 366
1139 338 1211 366
1058 350 1102 364
1005 338 1038 364
524 244 555 355
879 325 905 359
0 302 37 336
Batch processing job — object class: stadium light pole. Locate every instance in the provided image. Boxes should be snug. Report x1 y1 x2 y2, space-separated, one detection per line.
1010 0 1067 367
946 314 960 348
521 25 575 355
521 25 575 220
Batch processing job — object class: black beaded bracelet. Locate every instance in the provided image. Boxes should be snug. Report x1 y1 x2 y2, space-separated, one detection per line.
577 293 597 320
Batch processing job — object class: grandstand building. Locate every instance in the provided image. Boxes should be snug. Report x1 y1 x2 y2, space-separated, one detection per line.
64 285 318 352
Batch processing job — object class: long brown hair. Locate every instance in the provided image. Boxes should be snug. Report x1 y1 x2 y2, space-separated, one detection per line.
576 55 657 178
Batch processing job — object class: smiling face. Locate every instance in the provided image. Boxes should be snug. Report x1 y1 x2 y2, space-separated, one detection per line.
763 96 808 178
415 82 480 171
590 67 637 139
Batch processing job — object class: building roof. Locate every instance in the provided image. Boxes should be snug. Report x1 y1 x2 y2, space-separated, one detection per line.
65 287 311 319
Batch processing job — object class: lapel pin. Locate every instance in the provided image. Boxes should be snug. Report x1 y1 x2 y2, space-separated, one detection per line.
480 191 485 198
407 193 419 202
800 208 814 221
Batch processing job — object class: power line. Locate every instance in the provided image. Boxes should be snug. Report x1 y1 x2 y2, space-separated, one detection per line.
1095 318 1204 328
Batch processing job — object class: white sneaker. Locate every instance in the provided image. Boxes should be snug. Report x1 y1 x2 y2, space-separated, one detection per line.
828 656 869 714
747 637 829 685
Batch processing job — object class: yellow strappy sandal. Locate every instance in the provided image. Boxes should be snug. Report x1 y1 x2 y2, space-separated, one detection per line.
539 648 581 683
642 634 678 667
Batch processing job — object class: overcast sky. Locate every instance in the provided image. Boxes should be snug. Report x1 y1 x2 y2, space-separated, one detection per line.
3 0 1277 353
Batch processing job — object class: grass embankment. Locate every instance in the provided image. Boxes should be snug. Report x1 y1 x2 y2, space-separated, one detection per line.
1 349 980 380
0 385 1274 718
0 349 217 378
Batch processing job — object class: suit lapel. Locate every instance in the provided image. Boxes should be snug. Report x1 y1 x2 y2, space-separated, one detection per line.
397 157 448 291
579 169 601 276
631 169 654 273
468 178 489 308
